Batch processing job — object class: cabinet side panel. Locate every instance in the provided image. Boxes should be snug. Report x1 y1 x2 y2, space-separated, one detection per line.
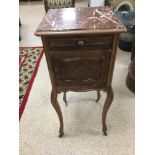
41 36 57 90
107 33 120 90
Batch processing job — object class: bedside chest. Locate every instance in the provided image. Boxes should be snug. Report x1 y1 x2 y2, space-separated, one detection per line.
35 6 126 137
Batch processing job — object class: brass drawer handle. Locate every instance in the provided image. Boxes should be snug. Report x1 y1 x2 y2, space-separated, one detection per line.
77 40 85 46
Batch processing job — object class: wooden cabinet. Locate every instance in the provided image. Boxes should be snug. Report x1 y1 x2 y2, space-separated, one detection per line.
35 6 126 137
47 35 113 91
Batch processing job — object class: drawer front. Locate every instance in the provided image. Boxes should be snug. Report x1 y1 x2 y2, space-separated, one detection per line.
48 35 113 48
50 49 111 87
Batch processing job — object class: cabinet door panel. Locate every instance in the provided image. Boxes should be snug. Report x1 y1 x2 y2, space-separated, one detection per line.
59 57 103 81
51 49 111 86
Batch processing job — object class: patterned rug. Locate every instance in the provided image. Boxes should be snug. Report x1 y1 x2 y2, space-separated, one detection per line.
19 47 43 120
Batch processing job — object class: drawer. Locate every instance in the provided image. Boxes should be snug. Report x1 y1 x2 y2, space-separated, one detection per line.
48 34 113 48
50 49 111 87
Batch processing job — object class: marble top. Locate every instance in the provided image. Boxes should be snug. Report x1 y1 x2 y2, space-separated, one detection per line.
35 6 126 36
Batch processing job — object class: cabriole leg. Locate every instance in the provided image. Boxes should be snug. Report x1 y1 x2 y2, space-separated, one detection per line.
96 90 101 102
63 92 67 106
102 87 114 136
51 90 64 137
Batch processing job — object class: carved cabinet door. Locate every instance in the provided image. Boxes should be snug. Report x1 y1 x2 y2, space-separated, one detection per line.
51 49 111 88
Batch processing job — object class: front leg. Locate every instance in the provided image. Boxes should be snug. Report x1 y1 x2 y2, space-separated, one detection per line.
102 87 114 136
51 90 64 137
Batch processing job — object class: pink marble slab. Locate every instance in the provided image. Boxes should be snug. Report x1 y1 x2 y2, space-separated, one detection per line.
35 6 126 34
